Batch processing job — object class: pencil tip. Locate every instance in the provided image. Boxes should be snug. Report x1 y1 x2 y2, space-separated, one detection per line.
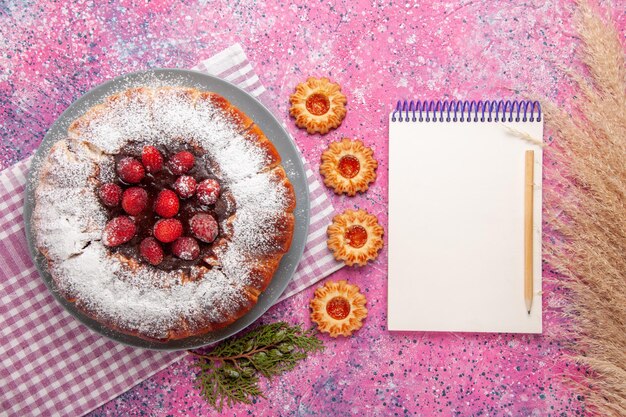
527 310 531 315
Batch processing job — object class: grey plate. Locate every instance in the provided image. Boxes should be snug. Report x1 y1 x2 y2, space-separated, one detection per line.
23 69 310 351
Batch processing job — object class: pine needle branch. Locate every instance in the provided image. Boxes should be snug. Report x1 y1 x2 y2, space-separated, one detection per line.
189 322 324 412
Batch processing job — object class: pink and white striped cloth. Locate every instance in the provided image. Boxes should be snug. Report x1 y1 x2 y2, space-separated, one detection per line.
0 44 342 417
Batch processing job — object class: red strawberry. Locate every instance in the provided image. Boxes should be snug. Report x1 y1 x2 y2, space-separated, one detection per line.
190 213 218 243
196 179 221 205
98 183 122 207
173 176 197 198
168 151 195 175
142 146 164 173
121 187 148 216
154 189 179 218
172 237 200 260
117 157 145 183
153 218 183 243
139 237 164 265
102 216 136 247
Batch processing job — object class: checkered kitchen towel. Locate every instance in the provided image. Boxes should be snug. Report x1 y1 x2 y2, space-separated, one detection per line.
0 44 342 417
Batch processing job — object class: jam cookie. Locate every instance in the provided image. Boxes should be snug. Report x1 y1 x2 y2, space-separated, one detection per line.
289 77 347 134
310 280 367 337
320 138 377 196
327 209 384 266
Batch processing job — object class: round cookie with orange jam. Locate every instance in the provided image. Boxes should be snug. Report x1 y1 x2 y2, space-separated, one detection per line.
320 138 378 196
310 280 367 337
327 209 384 266
289 77 347 134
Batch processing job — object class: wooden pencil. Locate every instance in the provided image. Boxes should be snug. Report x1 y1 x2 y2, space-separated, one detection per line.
524 150 534 314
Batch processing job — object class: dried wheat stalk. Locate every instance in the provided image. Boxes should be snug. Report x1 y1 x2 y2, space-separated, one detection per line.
542 1 626 416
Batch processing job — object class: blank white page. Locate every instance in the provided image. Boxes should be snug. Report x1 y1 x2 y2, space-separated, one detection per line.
388 115 543 333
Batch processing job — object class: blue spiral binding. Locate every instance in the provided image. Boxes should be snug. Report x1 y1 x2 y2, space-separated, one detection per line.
391 100 542 123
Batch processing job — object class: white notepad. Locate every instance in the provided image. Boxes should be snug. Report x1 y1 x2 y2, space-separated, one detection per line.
388 101 543 333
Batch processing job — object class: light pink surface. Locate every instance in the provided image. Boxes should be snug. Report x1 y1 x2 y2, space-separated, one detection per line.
1 0 624 415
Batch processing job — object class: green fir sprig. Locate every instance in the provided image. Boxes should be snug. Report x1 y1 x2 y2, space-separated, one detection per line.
189 322 324 411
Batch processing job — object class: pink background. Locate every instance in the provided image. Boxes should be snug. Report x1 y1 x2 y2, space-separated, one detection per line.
1 1 624 415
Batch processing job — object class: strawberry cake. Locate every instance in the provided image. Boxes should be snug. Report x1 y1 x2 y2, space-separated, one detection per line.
32 87 295 342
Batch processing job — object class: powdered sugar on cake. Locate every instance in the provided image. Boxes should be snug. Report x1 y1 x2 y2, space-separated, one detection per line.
33 87 293 340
